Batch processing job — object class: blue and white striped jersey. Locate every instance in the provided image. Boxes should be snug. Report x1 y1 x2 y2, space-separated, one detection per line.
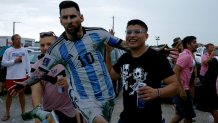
39 27 122 101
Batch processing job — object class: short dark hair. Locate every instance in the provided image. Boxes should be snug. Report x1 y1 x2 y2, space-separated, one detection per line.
182 36 196 49
59 1 80 15
11 34 20 41
126 19 148 32
205 43 214 49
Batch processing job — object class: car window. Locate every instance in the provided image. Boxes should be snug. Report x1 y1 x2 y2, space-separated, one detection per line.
29 52 41 64
196 48 201 53
203 48 207 54
215 49 218 56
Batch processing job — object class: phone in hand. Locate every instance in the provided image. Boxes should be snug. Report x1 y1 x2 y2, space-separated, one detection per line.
18 56 22 63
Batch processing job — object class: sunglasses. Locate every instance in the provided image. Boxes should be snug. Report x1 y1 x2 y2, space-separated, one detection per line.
39 31 56 38
126 29 146 35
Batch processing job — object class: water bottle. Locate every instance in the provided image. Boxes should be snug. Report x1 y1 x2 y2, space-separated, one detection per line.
137 83 146 108
51 110 59 123
57 75 64 93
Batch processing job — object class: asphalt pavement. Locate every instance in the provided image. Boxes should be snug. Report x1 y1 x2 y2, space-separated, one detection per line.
112 92 213 123
0 91 214 123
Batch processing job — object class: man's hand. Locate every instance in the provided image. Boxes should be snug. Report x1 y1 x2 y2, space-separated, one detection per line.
8 81 26 96
14 56 22 63
56 76 67 88
158 48 179 59
138 86 159 101
179 87 187 100
109 29 115 36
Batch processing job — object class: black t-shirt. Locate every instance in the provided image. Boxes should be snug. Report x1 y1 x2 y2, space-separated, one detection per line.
113 48 174 122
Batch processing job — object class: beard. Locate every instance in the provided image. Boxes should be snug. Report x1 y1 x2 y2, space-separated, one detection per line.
66 24 81 37
13 41 21 47
192 48 197 52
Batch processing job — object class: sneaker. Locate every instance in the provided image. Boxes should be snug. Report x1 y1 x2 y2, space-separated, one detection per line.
1 115 10 121
21 105 50 121
102 100 115 122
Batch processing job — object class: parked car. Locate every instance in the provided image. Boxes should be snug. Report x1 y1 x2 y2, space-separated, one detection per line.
25 50 41 94
26 47 40 53
195 47 205 66
194 46 218 77
29 51 41 64
195 46 218 65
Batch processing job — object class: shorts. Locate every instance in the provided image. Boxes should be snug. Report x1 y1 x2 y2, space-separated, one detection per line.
74 98 114 123
173 90 196 119
54 110 77 123
6 78 27 91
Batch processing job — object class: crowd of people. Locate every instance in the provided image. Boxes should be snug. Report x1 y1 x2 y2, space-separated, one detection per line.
0 0 218 123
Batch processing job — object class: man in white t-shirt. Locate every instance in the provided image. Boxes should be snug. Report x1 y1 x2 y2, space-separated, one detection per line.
1 34 30 121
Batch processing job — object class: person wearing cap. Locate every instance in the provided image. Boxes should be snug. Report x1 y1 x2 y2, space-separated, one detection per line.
172 37 183 53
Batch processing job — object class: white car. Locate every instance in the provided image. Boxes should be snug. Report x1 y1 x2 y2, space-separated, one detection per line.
194 46 218 77
195 46 218 66
25 47 40 54
29 51 41 64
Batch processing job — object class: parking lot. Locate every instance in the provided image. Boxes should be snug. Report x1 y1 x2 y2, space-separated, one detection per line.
0 91 213 123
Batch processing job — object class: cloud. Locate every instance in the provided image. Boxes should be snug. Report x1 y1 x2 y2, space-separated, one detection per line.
0 0 218 45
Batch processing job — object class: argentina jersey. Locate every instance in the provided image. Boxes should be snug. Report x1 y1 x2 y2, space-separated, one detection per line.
39 27 122 101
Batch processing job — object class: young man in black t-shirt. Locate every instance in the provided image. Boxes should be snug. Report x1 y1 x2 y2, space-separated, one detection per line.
106 19 180 123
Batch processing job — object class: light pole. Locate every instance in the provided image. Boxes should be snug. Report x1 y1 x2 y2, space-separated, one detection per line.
155 36 160 46
13 21 21 35
112 16 115 31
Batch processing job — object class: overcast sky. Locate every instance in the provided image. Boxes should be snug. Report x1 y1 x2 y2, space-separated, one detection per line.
0 0 218 46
